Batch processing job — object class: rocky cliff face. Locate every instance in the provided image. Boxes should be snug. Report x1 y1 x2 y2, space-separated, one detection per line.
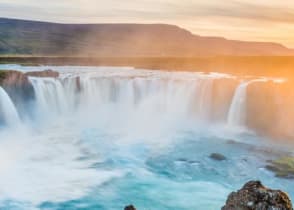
0 70 35 110
0 69 59 87
246 80 294 140
211 77 239 122
25 69 59 78
0 69 59 113
222 181 293 210
0 70 29 86
209 77 294 141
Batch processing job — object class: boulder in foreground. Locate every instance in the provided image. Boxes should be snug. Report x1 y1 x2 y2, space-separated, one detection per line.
222 180 293 210
210 153 227 161
124 205 136 210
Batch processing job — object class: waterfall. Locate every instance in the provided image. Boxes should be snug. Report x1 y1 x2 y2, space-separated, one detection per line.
227 79 268 127
1 67 257 129
227 82 249 127
0 86 21 126
28 73 219 125
29 77 69 116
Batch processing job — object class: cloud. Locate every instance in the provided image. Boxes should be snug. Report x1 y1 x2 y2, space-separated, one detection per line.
1 0 294 23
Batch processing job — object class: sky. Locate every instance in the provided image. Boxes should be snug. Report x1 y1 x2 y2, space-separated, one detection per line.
1 0 294 48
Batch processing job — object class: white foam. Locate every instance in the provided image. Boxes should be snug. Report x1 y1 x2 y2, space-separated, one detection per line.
0 126 123 205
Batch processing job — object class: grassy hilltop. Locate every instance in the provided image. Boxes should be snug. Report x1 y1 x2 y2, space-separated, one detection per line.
1 18 294 57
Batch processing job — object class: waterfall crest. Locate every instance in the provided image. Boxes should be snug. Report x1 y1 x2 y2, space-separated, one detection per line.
28 74 219 124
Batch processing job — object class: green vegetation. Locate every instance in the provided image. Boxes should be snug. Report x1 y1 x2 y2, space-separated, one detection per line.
266 157 294 178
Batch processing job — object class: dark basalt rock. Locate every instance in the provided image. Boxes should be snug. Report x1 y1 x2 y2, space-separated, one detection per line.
124 205 136 210
222 180 293 210
210 153 227 161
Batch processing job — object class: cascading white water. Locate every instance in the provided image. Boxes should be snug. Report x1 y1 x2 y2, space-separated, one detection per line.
227 79 268 127
2 67 270 130
29 73 218 127
227 82 249 127
0 86 21 126
29 77 69 116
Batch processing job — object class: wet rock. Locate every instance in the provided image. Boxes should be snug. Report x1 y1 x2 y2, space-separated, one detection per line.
222 180 293 210
0 70 35 104
0 69 59 87
26 69 59 78
176 158 200 165
0 69 59 111
226 139 238 144
177 158 188 162
124 205 136 210
0 70 29 86
210 153 227 161
266 157 294 179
